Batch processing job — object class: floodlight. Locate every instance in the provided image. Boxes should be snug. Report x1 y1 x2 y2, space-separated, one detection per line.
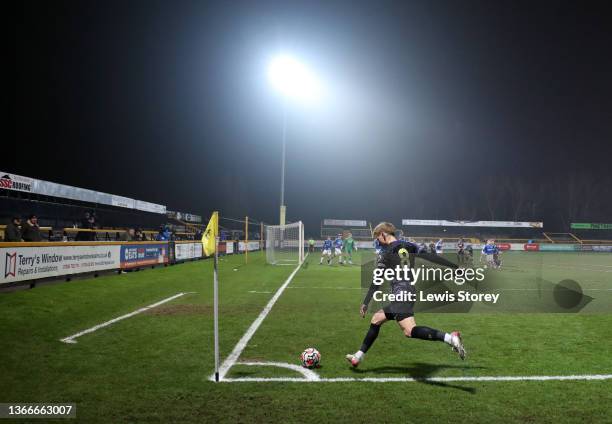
267 55 320 102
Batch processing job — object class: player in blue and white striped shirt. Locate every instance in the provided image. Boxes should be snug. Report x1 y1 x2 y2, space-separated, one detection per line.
319 237 333 265
435 239 444 254
481 240 500 268
334 235 344 265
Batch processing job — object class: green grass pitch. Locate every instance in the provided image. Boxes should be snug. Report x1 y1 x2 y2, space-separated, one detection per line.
1 250 611 423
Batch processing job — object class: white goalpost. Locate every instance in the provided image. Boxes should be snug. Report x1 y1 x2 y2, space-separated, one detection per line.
265 221 304 265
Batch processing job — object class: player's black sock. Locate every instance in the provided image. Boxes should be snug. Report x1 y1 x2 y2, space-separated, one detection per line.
410 326 445 342
359 323 381 353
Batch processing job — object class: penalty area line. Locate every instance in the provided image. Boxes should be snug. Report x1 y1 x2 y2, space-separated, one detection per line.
60 292 196 344
221 374 612 383
214 254 308 381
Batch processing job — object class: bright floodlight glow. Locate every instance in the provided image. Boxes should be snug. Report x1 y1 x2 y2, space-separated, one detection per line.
267 55 320 102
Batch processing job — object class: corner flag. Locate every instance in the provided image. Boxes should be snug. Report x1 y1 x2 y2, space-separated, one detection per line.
202 211 221 381
202 211 219 256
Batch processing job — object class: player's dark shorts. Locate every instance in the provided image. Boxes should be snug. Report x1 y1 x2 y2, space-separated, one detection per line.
383 293 415 321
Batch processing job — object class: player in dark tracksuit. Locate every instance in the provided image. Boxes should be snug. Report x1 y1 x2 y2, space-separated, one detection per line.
346 222 466 367
457 238 466 264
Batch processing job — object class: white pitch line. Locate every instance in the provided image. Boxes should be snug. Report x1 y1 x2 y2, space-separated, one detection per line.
499 288 612 291
547 262 612 269
290 286 612 293
221 374 612 383
60 292 195 344
288 286 361 290
237 361 320 381
213 255 307 381
508 261 612 273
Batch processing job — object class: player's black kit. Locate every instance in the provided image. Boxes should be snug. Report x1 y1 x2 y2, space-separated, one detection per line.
362 240 458 321
457 240 465 264
465 245 474 265
429 242 436 254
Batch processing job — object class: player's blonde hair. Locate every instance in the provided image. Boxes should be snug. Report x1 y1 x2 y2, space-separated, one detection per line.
373 222 396 238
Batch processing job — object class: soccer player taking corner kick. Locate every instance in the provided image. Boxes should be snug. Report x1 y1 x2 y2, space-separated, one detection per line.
346 222 466 368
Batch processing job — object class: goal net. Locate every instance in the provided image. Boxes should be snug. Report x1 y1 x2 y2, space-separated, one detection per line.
265 221 304 265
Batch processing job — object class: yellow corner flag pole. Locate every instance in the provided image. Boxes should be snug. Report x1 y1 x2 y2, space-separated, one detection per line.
202 211 220 381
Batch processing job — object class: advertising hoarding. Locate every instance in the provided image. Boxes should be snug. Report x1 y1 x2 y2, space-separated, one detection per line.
120 243 168 269
1 244 120 284
175 242 203 261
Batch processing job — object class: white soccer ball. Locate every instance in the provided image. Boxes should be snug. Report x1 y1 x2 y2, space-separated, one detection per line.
300 347 321 369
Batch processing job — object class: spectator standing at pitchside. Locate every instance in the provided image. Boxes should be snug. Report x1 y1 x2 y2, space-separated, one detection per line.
120 228 137 241
76 211 95 241
87 212 98 241
5 217 23 242
21 215 42 242
156 226 172 241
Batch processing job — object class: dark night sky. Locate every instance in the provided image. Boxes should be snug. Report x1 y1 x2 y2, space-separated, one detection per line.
12 1 612 231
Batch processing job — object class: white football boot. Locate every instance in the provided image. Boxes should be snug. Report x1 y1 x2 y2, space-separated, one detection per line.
345 353 361 368
450 331 466 360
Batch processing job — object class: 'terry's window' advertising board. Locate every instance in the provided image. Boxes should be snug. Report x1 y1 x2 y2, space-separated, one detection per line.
1 245 120 284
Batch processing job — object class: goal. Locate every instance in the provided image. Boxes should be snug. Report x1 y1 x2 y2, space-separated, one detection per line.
265 221 304 265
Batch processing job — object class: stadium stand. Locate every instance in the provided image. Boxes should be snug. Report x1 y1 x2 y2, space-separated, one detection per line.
542 232 582 243
0 173 266 246
401 224 548 244
570 229 612 244
0 174 265 290
0 195 166 241
0 175 202 242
